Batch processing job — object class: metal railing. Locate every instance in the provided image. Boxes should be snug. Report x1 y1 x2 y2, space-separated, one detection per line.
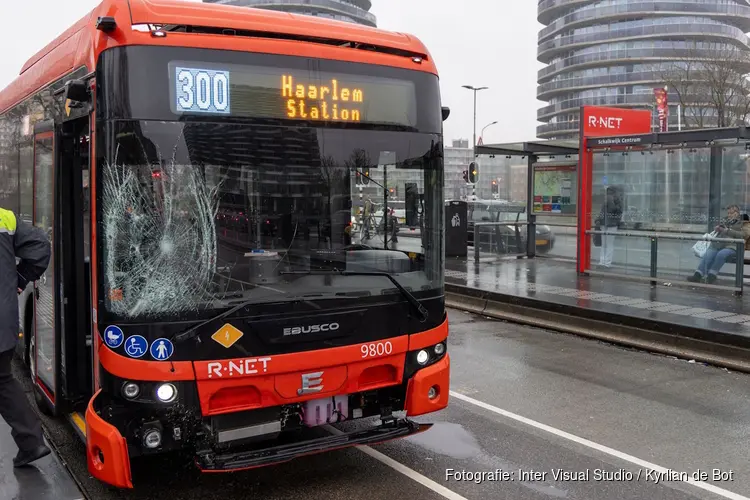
472 222 525 262
585 229 746 295
471 221 577 263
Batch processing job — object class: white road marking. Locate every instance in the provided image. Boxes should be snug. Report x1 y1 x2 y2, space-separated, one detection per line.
322 424 468 500
450 391 750 500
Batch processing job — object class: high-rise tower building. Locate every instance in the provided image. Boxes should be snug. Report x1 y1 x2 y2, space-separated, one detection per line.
536 0 750 140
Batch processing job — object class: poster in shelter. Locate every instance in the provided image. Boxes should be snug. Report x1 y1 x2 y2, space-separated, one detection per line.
532 163 577 215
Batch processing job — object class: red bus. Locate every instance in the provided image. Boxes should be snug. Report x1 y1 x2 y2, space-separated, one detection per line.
0 0 450 489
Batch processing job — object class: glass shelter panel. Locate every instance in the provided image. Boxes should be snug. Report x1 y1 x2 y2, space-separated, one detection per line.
588 143 750 286
721 143 750 214
589 147 719 281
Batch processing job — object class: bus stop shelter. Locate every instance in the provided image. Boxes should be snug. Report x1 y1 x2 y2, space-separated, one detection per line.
476 107 750 295
582 126 750 294
474 139 578 258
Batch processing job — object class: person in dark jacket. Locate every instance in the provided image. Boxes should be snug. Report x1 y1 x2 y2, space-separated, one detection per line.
0 207 52 466
594 186 623 267
688 205 750 284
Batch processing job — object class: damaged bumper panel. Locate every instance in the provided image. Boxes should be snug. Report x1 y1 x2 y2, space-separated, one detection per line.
85 389 134 489
196 418 430 472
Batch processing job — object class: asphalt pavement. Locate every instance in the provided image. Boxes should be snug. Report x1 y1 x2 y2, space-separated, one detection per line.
0 416 84 500
11 308 750 500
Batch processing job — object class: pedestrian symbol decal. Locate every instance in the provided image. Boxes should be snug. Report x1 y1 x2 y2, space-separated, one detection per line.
104 325 124 349
150 338 174 361
124 335 148 358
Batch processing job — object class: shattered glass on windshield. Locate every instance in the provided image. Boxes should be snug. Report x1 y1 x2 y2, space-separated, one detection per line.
98 120 443 319
102 140 221 318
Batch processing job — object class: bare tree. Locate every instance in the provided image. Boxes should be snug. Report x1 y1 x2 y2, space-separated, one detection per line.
659 42 750 129
318 154 346 197
344 148 371 174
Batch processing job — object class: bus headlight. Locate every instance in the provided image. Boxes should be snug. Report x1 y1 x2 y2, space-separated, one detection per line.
405 341 448 380
156 383 177 403
122 382 140 399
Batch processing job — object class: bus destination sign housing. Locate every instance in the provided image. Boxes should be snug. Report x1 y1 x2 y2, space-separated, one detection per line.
169 61 418 127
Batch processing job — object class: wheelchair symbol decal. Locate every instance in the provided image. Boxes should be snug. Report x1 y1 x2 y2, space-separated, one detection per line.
124 335 148 358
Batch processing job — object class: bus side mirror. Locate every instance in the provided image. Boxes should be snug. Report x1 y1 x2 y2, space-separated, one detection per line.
442 107 450 121
64 79 90 105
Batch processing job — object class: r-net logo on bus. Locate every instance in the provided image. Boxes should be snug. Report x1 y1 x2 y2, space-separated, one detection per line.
207 357 271 378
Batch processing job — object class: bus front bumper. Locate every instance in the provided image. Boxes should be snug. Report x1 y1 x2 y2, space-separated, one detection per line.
85 389 134 489
195 418 430 472
195 352 449 473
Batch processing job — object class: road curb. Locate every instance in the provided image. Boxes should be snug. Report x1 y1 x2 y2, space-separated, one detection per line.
445 286 750 374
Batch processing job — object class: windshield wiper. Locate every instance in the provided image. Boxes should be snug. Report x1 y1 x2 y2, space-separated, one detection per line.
169 298 261 344
172 271 428 344
170 296 316 345
280 270 428 322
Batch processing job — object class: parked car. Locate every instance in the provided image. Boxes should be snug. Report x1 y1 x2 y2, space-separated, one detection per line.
464 200 555 254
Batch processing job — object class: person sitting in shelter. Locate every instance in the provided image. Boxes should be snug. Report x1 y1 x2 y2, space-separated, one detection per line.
688 205 750 284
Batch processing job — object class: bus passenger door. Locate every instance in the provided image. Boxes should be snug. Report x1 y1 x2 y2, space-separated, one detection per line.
31 121 59 415
57 115 93 407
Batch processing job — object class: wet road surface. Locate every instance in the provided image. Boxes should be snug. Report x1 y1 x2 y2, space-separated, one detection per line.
13 308 750 500
0 419 84 500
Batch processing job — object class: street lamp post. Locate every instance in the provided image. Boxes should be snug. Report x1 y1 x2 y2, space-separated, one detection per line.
463 85 488 200
463 85 489 150
481 120 498 144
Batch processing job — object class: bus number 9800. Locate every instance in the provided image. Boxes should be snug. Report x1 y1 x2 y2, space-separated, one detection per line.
361 341 393 358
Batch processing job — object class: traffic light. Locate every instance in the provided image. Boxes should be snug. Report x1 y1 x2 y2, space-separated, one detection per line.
462 170 468 183
491 179 498 194
468 162 478 183
355 171 362 184
362 168 370 185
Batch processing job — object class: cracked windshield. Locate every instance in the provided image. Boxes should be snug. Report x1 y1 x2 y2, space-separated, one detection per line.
101 122 443 318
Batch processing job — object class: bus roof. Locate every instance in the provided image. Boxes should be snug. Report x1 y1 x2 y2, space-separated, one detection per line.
1 0 437 114
129 0 426 56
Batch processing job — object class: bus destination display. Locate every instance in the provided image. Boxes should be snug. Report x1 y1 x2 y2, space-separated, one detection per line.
282 75 363 122
171 62 417 126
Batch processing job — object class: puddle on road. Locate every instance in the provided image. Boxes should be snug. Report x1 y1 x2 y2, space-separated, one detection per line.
406 422 481 459
406 422 569 498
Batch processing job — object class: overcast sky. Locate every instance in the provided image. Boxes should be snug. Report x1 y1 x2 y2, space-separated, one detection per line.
0 0 543 144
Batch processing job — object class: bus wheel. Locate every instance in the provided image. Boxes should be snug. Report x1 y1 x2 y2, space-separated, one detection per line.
28 325 54 416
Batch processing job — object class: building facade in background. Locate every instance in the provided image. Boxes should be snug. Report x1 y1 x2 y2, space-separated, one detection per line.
536 0 750 140
202 0 377 27
444 139 523 202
